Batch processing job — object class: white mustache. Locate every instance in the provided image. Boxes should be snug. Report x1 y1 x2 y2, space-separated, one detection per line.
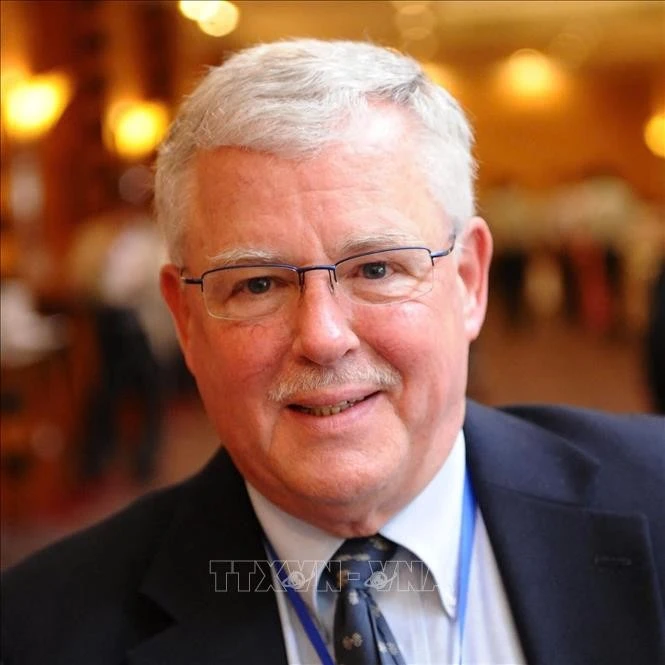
268 363 401 403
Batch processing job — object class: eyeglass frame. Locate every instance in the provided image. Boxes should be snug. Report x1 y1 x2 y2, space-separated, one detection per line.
179 234 457 319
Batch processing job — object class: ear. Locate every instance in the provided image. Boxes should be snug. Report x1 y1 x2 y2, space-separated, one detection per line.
160 263 196 372
455 216 493 341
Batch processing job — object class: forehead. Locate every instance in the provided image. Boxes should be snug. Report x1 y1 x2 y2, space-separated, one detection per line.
186 112 447 265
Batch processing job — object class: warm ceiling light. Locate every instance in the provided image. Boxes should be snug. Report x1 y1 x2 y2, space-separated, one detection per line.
178 1 222 22
644 112 665 158
501 49 564 101
108 101 169 161
197 1 239 37
2 71 72 141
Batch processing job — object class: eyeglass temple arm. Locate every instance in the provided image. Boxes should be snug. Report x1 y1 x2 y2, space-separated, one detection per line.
430 234 457 261
179 268 204 289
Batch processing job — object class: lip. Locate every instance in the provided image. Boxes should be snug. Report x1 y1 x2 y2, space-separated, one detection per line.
283 391 382 429
282 386 379 409
289 396 370 417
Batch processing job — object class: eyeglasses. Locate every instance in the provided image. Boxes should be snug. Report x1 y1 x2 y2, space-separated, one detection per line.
180 236 456 321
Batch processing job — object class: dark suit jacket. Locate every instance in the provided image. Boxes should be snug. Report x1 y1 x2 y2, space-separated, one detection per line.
2 402 665 665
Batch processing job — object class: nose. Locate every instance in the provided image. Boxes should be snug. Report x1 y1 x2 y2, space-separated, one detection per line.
291 270 360 366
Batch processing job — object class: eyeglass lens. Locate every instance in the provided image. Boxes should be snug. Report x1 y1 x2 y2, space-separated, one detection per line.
201 247 437 320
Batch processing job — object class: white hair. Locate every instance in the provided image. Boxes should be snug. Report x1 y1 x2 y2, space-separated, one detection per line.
154 39 476 264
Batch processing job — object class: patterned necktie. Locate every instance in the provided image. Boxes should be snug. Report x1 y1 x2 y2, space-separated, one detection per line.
325 535 406 665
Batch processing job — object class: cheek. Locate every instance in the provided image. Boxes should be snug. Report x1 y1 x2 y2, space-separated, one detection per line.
376 299 457 353
192 319 291 397
189 322 293 450
368 301 465 398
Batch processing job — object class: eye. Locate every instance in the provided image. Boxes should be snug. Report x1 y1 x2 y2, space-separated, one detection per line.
228 271 294 298
246 276 273 294
361 262 389 279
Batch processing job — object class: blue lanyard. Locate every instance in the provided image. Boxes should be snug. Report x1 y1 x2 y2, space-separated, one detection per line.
265 539 335 665
265 468 477 665
457 467 477 655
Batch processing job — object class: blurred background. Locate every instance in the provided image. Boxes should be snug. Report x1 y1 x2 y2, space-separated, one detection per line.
1 0 664 568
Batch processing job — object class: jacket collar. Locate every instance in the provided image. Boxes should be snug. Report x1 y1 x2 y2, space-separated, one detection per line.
127 451 287 665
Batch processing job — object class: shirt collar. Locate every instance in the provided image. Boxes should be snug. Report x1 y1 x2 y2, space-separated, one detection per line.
380 429 466 618
247 429 466 620
247 484 342 616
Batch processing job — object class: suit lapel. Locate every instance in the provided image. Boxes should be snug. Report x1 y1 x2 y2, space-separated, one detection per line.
127 450 288 665
464 401 665 665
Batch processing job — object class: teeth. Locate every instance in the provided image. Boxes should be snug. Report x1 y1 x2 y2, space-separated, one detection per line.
294 398 364 417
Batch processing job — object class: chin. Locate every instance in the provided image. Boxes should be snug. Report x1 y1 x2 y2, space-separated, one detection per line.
279 452 403 509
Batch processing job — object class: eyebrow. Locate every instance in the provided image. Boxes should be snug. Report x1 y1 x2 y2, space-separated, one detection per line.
206 248 284 267
337 231 425 256
205 231 427 268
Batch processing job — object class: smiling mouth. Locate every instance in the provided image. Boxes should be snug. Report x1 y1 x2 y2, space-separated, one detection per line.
288 395 374 417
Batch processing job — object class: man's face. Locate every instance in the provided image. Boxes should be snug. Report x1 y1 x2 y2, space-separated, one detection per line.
161 109 492 535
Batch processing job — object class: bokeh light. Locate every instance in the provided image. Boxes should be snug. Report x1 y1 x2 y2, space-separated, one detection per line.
2 71 72 141
106 101 169 161
118 164 154 205
197 1 239 37
644 112 665 158
500 49 566 102
178 1 222 22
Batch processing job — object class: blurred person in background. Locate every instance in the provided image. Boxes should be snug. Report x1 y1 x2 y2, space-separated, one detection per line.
549 172 636 337
646 258 665 414
480 181 534 329
67 212 176 484
2 40 664 665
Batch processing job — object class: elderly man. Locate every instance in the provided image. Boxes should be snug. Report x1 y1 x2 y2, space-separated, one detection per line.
2 40 664 665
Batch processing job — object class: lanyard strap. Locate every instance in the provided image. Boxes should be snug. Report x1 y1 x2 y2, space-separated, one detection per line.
265 468 477 665
265 539 335 665
457 467 477 654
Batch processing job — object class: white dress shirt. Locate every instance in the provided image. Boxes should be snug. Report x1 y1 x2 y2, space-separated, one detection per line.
247 431 526 665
